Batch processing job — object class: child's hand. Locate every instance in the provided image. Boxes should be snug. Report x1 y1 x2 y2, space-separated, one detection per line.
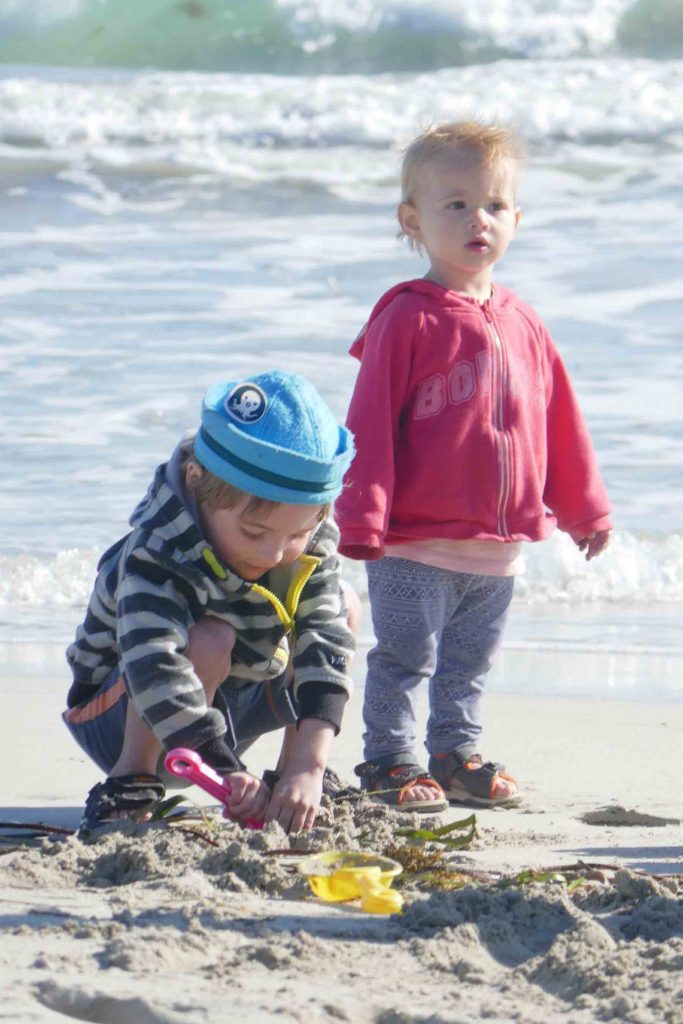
264 768 324 834
222 771 270 823
575 529 611 561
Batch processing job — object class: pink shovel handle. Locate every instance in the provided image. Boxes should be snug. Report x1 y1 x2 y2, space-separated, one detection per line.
164 747 264 830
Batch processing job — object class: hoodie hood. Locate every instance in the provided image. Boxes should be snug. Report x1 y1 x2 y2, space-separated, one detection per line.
350 278 516 360
129 435 199 533
126 433 222 577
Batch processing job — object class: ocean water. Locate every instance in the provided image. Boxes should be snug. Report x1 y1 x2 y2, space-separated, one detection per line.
1 0 681 700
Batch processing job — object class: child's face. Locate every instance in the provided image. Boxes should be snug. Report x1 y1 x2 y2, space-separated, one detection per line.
199 498 323 580
399 149 521 294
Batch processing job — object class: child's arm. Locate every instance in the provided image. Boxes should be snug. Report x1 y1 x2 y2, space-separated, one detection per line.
265 719 335 833
262 522 353 831
335 301 416 560
541 329 613 557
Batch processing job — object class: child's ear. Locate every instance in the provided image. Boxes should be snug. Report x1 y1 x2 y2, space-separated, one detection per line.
514 206 522 231
185 460 203 493
398 201 421 242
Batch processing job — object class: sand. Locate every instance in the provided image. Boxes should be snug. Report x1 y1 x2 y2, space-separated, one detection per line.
1 644 682 1023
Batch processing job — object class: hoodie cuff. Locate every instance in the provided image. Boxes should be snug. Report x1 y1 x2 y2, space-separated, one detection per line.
339 544 384 561
296 682 349 735
338 527 384 561
194 736 245 775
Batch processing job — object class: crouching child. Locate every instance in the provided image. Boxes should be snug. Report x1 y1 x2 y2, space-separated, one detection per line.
64 370 357 837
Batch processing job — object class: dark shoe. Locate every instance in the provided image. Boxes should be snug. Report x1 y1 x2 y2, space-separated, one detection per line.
262 767 359 801
428 751 521 806
78 773 166 839
261 769 281 792
320 766 361 801
354 754 448 814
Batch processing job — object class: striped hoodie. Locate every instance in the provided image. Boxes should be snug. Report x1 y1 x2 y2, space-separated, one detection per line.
66 439 354 771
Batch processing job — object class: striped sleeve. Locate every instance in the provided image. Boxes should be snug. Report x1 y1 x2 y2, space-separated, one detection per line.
291 520 355 732
116 548 235 760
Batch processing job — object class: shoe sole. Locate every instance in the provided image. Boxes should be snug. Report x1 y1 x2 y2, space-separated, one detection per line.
442 787 524 808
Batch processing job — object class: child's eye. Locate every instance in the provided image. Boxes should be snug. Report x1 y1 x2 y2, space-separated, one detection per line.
447 200 466 210
491 202 507 211
241 528 265 540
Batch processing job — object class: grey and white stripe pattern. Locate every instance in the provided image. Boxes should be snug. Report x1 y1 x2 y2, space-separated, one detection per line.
66 455 354 753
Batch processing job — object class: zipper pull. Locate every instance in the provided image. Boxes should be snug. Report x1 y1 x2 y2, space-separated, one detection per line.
481 299 493 323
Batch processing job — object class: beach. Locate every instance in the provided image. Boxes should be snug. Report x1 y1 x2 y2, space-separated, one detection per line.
1 644 682 1024
1 0 682 1020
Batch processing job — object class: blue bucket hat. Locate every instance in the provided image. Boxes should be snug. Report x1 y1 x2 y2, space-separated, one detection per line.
193 370 355 504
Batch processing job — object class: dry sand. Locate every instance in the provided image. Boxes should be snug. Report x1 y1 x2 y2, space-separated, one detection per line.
1 644 682 1023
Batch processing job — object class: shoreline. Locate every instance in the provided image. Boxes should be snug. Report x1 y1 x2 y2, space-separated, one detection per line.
3 628 683 699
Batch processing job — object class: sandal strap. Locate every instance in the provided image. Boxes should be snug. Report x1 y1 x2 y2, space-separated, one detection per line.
355 759 440 791
431 751 513 801
463 756 506 773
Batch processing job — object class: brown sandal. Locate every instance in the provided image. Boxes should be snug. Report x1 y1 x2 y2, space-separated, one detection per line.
429 751 521 806
354 756 448 814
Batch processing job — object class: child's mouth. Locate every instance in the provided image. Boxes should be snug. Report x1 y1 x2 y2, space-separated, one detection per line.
241 563 270 579
466 239 488 251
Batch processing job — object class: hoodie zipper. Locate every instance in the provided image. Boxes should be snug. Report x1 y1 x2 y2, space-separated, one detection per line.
202 546 320 634
482 300 512 538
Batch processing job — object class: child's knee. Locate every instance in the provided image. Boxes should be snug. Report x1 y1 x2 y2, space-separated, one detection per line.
187 616 236 690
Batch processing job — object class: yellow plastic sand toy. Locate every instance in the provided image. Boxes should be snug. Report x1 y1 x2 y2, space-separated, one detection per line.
299 851 404 914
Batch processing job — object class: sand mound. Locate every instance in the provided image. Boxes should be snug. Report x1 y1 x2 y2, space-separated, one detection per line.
2 799 683 1024
581 805 681 827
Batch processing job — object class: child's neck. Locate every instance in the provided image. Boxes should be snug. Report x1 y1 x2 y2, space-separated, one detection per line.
424 267 493 304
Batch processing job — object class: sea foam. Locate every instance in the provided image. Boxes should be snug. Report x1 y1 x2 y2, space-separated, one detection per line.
0 0 678 73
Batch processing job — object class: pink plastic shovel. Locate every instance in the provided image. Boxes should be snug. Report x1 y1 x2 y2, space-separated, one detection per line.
164 747 264 830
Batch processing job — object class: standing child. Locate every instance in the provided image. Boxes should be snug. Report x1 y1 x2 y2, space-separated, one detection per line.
65 370 357 836
335 121 612 812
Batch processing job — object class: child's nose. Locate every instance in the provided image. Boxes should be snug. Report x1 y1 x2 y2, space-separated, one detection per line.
257 536 286 566
471 207 488 227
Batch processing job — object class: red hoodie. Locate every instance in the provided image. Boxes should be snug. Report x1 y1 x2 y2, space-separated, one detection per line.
336 279 612 560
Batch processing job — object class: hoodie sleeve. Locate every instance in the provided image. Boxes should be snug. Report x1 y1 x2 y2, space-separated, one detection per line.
116 546 243 773
290 520 355 733
335 300 417 559
541 328 613 539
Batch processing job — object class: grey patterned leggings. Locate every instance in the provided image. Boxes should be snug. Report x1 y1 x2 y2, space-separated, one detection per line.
363 557 514 762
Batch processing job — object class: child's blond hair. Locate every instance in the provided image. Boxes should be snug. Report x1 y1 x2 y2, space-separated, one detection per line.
398 120 526 251
181 439 328 519
400 120 527 204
